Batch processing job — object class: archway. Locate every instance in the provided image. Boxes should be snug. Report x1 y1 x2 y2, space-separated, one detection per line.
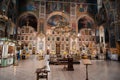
77 15 95 32
17 12 38 31
46 11 70 34
77 15 96 56
47 11 69 22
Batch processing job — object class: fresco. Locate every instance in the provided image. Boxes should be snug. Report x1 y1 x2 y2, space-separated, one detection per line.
46 2 70 14
47 15 68 27
78 16 94 32
46 0 85 2
86 0 98 15
77 4 88 12
19 0 39 15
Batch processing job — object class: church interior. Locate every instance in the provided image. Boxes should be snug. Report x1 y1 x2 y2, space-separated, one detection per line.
0 0 120 80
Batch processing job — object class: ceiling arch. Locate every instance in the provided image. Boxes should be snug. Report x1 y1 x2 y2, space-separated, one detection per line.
17 11 38 31
47 11 69 22
77 15 95 31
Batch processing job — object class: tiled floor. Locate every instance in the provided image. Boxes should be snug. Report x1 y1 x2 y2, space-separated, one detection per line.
0 55 120 80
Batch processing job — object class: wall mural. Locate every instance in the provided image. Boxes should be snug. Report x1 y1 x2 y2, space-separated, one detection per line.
20 0 39 15
86 0 98 15
78 16 94 32
77 4 88 12
46 0 85 2
47 15 68 27
19 0 87 14
46 2 70 14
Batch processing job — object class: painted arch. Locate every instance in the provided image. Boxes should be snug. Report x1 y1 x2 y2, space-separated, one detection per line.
17 11 38 31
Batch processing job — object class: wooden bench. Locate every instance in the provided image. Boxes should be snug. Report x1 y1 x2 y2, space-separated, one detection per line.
36 68 49 80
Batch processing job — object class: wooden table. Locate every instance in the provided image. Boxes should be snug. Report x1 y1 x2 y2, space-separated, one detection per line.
36 68 49 80
83 59 92 80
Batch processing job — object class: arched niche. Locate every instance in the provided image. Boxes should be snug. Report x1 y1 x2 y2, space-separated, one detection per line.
47 11 69 22
46 11 70 34
77 15 95 33
17 12 38 31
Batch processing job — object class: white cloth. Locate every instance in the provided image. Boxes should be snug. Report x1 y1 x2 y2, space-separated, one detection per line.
44 55 50 61
44 54 50 71
45 61 50 71
39 60 46 69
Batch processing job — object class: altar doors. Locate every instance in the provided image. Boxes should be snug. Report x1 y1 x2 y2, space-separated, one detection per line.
56 42 60 55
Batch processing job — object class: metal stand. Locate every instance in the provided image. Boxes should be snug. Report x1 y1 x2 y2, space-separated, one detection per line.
86 65 88 80
83 59 92 80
